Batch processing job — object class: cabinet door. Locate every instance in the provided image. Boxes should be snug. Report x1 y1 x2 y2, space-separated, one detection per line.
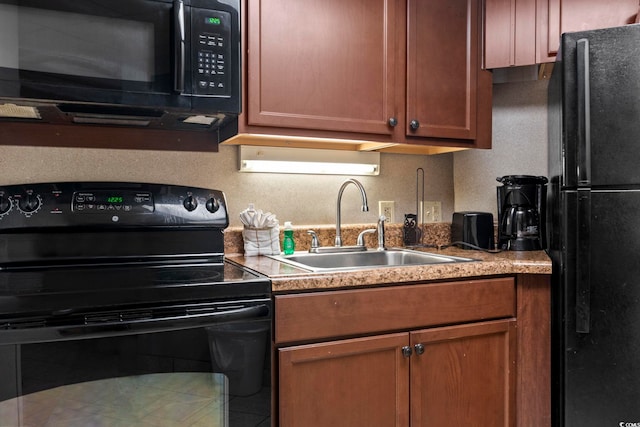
246 0 403 136
279 333 409 427
410 319 517 427
406 0 480 140
483 0 537 68
538 0 640 62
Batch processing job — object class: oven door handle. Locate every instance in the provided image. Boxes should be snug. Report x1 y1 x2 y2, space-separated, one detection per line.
1 304 271 345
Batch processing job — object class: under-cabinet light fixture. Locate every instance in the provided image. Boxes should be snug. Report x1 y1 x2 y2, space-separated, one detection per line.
238 146 380 176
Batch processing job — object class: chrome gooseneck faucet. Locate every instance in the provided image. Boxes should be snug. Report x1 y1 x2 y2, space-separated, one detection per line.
335 178 369 247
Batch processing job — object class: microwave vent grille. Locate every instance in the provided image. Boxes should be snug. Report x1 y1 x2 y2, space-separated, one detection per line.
0 103 41 120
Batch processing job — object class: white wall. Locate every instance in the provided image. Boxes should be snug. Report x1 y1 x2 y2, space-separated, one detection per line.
453 79 549 217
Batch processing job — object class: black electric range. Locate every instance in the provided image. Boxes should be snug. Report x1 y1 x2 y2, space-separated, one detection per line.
0 182 271 344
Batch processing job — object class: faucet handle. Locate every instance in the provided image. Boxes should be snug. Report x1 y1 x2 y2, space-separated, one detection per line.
307 230 320 252
357 229 376 247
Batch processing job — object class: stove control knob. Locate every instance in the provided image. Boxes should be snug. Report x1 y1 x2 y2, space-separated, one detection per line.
183 195 198 212
0 195 11 215
205 198 220 213
18 193 41 214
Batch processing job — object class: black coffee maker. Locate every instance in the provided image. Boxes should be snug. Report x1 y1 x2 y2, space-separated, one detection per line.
496 175 548 251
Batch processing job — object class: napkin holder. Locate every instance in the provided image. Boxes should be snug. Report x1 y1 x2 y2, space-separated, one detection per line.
242 225 281 256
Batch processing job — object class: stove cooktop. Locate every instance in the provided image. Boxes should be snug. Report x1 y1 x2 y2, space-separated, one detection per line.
0 261 270 317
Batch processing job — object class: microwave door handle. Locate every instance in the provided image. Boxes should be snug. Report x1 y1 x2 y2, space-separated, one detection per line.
174 0 186 93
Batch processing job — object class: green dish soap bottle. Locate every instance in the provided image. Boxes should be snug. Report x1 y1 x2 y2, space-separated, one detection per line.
283 221 295 255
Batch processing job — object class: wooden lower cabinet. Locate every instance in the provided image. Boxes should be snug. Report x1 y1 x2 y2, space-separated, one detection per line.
410 320 516 427
279 333 410 427
275 276 549 426
278 319 516 427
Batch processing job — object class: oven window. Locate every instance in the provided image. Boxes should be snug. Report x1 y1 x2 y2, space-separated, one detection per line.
0 323 271 426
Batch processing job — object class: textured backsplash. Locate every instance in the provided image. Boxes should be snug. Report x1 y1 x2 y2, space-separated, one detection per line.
224 222 452 255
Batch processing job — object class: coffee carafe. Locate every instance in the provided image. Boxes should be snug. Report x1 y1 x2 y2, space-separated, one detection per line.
496 175 548 251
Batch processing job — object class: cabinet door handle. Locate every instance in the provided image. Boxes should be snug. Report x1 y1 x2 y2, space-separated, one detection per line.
414 343 425 355
409 120 420 130
401 346 413 358
388 117 398 127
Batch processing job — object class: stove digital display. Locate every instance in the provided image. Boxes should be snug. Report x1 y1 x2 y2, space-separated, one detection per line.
72 191 153 214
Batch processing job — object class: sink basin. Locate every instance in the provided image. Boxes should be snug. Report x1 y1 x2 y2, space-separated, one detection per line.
269 249 475 272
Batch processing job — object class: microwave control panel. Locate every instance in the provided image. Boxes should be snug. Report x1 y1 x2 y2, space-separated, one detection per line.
192 8 232 97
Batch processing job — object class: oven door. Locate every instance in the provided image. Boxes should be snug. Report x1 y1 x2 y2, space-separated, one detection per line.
0 299 272 427
0 0 240 113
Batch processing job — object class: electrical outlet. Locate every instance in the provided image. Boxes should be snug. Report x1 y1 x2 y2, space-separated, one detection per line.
432 202 442 222
378 201 395 223
423 201 442 223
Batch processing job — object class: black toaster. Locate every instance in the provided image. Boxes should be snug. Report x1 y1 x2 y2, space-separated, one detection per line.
451 212 495 250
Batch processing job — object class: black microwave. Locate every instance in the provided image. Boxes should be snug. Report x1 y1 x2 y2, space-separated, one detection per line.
0 0 240 135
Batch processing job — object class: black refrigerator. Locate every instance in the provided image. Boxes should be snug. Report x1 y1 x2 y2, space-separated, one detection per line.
548 24 640 426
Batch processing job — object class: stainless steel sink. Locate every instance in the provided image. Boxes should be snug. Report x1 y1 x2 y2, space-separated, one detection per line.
269 249 475 272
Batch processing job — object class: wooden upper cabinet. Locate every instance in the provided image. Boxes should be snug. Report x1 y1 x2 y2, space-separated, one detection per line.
538 0 640 62
484 0 640 68
483 0 537 68
407 0 481 140
242 0 492 150
246 0 403 137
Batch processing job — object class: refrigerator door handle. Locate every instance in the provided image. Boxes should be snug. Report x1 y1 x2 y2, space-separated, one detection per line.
576 38 591 186
575 189 591 333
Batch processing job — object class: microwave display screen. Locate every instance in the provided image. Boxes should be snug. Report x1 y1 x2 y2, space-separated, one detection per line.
205 16 221 25
0 4 155 83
